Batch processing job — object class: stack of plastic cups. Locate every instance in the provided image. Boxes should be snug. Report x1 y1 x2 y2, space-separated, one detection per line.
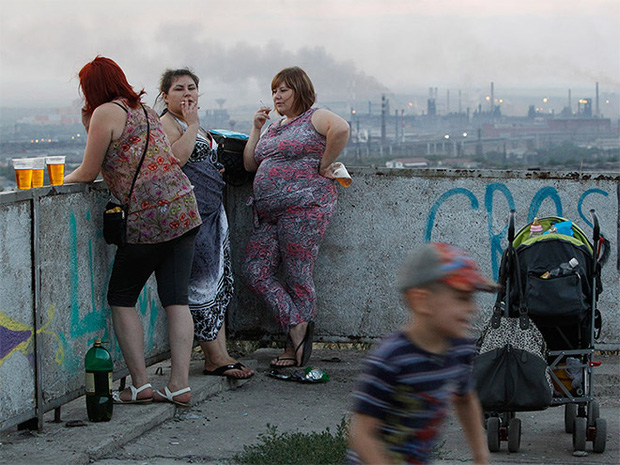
12 158 33 190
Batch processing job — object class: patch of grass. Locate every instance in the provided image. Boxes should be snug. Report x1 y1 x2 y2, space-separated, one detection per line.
233 418 348 465
232 417 448 464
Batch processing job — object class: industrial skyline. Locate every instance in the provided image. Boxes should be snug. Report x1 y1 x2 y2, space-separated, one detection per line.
1 1 618 110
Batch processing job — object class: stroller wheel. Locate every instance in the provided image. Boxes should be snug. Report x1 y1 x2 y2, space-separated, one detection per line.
507 417 521 453
487 417 501 452
572 417 587 452
593 418 607 453
565 404 577 433
587 400 600 426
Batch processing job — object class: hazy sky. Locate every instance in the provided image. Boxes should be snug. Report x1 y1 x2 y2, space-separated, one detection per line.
1 0 618 110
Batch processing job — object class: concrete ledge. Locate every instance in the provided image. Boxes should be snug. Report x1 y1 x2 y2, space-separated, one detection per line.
1 350 617 465
0 357 254 465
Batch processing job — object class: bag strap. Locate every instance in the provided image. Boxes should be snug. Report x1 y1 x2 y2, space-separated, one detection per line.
492 244 530 330
491 244 516 328
125 104 150 210
509 247 531 330
491 250 509 328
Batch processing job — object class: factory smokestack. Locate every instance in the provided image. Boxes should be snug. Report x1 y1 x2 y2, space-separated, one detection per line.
490 82 495 113
596 82 600 117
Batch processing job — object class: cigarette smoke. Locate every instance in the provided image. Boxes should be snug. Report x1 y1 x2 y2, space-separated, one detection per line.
135 23 389 108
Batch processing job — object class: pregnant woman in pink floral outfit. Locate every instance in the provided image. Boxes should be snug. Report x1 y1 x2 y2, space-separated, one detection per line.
243 67 350 368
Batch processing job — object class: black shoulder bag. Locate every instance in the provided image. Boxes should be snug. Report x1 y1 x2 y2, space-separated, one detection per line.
472 247 553 412
208 130 254 186
103 104 150 246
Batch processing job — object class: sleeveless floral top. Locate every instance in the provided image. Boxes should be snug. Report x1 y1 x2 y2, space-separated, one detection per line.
101 101 202 244
253 108 337 218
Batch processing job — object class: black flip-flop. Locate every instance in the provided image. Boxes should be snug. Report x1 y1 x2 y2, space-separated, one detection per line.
295 321 315 367
203 362 253 378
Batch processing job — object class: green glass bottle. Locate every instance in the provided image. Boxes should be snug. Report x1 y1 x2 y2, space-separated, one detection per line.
84 338 113 422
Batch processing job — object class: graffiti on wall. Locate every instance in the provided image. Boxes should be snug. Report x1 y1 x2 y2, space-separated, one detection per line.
0 209 163 377
66 210 162 367
0 305 64 376
67 210 111 357
62 210 162 370
0 312 33 368
425 184 611 278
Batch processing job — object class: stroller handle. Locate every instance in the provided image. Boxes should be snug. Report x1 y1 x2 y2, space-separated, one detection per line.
590 209 602 267
508 209 516 243
590 209 600 244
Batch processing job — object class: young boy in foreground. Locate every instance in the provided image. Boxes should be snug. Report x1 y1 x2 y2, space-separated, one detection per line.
348 242 496 464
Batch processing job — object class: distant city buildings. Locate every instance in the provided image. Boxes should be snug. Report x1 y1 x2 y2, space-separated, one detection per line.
0 82 617 187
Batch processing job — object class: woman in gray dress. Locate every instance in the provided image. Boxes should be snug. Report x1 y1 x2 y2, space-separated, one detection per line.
157 68 253 379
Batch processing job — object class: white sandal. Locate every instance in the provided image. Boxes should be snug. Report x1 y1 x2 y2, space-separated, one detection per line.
153 386 191 407
112 383 153 404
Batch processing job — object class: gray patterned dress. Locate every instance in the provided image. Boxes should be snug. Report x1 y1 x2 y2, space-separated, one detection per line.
174 116 234 341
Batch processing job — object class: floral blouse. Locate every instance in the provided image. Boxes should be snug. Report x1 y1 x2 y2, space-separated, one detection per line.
101 100 202 244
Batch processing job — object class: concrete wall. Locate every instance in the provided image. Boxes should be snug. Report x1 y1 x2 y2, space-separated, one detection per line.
0 195 35 426
0 184 165 430
226 168 620 349
1 168 618 430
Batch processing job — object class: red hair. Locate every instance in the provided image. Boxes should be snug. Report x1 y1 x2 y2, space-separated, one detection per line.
79 56 145 116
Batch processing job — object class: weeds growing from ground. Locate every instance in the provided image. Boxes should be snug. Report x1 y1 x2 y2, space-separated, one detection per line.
233 418 348 465
232 417 448 464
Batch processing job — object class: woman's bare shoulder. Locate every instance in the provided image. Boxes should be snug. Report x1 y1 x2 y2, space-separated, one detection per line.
160 112 183 141
89 102 129 140
311 108 348 134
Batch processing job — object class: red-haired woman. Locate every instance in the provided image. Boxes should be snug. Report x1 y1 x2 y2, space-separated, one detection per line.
65 56 202 407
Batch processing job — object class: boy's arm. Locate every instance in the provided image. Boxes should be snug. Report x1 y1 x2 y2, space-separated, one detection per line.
451 391 489 465
348 412 394 465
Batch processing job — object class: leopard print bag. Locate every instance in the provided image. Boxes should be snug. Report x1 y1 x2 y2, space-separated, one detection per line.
474 312 554 411
478 314 548 363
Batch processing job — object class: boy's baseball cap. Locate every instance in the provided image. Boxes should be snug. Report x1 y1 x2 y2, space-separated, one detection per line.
397 242 499 293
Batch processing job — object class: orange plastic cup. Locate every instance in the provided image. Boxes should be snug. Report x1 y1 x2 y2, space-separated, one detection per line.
332 162 352 187
12 158 33 190
30 157 46 188
46 156 65 186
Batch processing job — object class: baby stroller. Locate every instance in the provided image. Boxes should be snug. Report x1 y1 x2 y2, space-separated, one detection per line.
474 210 608 454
